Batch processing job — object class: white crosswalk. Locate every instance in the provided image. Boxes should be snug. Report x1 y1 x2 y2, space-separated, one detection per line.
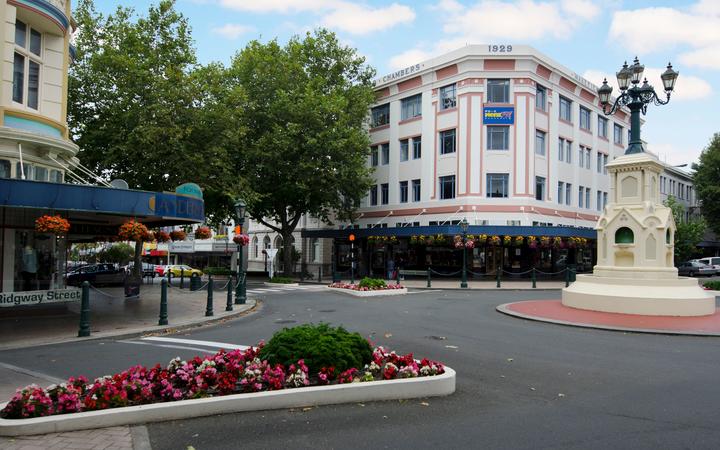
245 284 327 296
117 336 251 354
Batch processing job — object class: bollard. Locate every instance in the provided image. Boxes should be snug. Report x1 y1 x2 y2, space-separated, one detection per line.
426 268 432 288
396 269 400 285
205 275 214 317
531 268 537 289
318 266 322 283
565 268 570 287
180 269 185 289
159 278 169 325
78 281 91 337
496 268 501 288
226 275 234 311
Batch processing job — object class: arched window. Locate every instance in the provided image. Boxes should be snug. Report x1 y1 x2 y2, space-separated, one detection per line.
252 236 259 258
263 236 271 250
615 227 634 244
666 229 671 245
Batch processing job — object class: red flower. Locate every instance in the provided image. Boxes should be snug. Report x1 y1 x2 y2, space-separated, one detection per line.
35 215 70 234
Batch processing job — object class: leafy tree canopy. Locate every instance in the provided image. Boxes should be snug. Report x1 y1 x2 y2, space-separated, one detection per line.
693 133 720 236
664 195 706 263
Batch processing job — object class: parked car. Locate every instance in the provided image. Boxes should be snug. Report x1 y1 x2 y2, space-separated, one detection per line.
695 257 720 274
677 261 716 277
154 265 166 276
163 265 203 278
66 263 126 286
123 262 156 278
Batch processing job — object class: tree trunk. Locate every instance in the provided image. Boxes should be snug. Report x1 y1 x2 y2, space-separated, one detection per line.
133 240 142 278
282 230 294 277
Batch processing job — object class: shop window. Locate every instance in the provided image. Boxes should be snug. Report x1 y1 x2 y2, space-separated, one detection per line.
615 227 634 244
0 160 10 178
50 170 63 183
34 166 48 182
15 162 33 180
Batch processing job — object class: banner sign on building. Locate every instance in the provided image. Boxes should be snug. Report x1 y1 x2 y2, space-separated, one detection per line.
0 289 81 308
169 241 195 253
483 107 514 125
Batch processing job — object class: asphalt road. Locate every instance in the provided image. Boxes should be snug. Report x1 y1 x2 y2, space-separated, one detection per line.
3 285 720 449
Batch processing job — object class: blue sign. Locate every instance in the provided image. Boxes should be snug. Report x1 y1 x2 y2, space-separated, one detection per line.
175 183 203 199
483 107 514 125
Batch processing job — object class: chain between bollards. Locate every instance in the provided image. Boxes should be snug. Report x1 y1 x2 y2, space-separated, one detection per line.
531 268 537 289
205 275 214 317
78 281 91 337
226 275 234 311
158 278 168 326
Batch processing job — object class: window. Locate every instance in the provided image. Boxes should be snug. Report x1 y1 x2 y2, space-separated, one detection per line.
603 155 608 174
412 137 421 159
253 237 259 258
558 138 564 162
507 220 521 226
440 84 456 110
381 143 389 165
614 123 623 145
401 94 422 120
598 116 608 138
412 179 421 202
311 239 321 263
579 186 584 208
487 79 510 103
579 147 584 168
558 181 565 204
486 173 509 198
439 175 455 200
399 181 408 203
597 153 603 173
381 183 389 205
0 160 10 178
400 139 409 162
535 176 546 201
488 126 509 150
597 190 602 211
536 84 547 111
559 96 572 122
34 166 48 181
370 185 378 205
585 188 590 209
371 104 389 127
535 130 546 156
440 129 456 154
585 148 591 169
371 146 378 166
580 107 591 131
566 183 572 205
13 20 42 110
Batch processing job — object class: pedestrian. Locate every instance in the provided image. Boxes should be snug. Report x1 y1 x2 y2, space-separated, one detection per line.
386 257 395 280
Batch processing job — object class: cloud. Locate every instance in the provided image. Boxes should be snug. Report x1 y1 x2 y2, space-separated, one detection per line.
582 68 712 101
219 0 334 13
212 24 255 40
389 49 433 71
646 142 702 167
609 2 720 71
560 0 600 20
321 3 415 35
432 0 463 13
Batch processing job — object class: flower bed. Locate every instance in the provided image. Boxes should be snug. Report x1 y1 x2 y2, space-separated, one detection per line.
327 282 407 297
1 345 443 423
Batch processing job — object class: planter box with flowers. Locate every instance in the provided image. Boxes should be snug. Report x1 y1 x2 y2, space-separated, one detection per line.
0 339 453 436
327 279 407 297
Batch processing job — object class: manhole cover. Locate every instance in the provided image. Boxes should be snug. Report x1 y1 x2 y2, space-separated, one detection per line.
275 319 297 324
425 335 447 341
318 309 335 313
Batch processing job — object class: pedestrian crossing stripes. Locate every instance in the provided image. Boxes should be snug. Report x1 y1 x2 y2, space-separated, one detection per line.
245 284 327 296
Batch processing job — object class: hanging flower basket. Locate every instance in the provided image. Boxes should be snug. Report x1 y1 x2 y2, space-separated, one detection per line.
155 231 171 243
233 234 250 246
527 236 538 249
552 236 565 249
514 236 524 247
35 215 70 235
195 226 212 240
170 230 187 241
118 220 150 242
503 236 512 246
540 236 551 248
477 234 488 244
489 235 501 246
465 240 475 249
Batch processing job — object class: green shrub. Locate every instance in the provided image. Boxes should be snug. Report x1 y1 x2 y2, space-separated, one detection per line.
703 281 720 291
358 277 386 289
203 267 234 276
259 323 372 374
268 276 294 284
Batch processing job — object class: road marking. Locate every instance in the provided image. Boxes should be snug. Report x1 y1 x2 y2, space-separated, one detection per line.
117 340 217 354
141 336 249 350
0 362 64 384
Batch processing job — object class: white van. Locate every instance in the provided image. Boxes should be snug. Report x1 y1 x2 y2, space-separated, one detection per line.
695 257 720 273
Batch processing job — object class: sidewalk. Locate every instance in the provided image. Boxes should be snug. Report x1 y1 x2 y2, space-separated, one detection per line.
0 283 257 351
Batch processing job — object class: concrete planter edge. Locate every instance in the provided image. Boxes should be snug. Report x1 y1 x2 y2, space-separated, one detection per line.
326 286 408 297
263 282 300 287
0 367 455 436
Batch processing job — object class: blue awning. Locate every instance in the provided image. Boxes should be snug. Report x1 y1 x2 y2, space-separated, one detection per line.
0 178 204 224
301 225 597 239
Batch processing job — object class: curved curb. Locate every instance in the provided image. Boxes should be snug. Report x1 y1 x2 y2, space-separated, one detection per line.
326 287 408 297
496 302 720 337
0 367 455 436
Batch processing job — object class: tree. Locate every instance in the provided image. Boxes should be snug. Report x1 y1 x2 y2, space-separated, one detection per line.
664 196 706 263
96 243 134 264
693 133 720 236
227 29 376 275
69 0 240 273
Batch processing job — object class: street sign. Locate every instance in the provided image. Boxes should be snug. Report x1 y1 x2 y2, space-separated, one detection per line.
0 288 81 307
266 248 279 278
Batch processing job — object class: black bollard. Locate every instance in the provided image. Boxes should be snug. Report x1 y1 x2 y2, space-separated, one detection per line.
318 266 322 283
531 268 537 289
180 269 185 289
205 275 214 317
78 281 91 337
226 276 233 312
565 268 570 287
426 268 432 288
159 278 169 325
496 268 501 288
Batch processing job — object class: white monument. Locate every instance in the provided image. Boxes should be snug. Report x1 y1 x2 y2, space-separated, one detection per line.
562 152 715 316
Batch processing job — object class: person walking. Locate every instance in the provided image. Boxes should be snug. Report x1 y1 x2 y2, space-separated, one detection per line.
386 257 395 281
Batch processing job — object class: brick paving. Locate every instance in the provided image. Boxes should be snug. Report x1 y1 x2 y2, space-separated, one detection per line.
0 426 135 450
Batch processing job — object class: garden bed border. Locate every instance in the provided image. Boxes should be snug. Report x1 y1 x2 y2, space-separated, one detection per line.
326 286 408 297
0 367 455 436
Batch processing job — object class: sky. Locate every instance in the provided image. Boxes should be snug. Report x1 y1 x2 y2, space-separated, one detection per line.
94 0 720 166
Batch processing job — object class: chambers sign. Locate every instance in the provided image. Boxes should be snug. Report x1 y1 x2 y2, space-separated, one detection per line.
0 289 81 307
483 107 514 125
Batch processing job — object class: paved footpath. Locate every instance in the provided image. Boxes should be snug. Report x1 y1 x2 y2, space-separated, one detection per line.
0 426 142 450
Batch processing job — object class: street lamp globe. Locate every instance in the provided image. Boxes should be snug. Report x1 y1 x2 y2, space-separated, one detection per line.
460 218 469 233
598 79 613 105
234 199 246 222
616 62 632 91
661 63 679 92
630 57 644 84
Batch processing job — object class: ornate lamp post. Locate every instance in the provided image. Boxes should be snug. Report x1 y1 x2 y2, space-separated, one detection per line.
597 58 678 154
460 218 469 289
234 199 247 305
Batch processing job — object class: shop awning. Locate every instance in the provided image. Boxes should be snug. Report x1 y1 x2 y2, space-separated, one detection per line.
301 224 597 239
